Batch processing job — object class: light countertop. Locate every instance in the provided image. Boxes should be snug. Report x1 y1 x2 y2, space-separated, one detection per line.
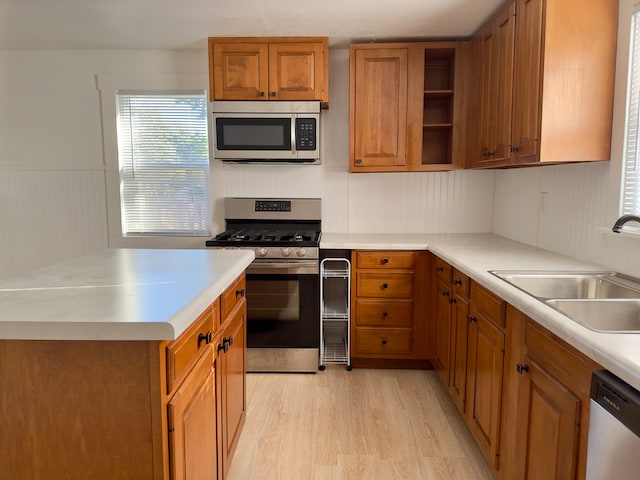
322 232 640 391
0 248 254 341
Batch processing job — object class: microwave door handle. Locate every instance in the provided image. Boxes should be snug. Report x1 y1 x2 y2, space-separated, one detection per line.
290 118 296 156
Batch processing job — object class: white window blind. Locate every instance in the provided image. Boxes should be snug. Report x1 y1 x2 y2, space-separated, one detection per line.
622 9 640 216
116 91 211 236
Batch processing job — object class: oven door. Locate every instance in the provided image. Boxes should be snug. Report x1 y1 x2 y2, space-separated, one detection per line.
244 261 320 372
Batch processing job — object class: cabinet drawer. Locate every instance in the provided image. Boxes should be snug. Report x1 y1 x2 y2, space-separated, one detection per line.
166 302 216 394
357 272 414 298
470 282 505 328
356 251 415 270
355 300 413 327
433 256 453 284
354 328 413 355
221 273 246 322
452 269 470 298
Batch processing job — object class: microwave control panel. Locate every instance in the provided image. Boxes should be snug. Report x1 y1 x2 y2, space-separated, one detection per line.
295 118 317 151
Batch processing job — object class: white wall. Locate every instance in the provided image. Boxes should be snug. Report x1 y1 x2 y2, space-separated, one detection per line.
0 50 208 277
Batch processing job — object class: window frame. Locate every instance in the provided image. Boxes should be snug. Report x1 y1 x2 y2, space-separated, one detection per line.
98 74 217 248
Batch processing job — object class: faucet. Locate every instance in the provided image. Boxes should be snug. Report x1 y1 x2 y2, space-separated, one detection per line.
612 214 640 233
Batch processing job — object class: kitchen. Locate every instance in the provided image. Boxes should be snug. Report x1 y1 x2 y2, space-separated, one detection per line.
1 0 640 478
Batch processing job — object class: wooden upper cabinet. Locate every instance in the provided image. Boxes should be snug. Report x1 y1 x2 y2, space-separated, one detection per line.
469 0 618 168
351 46 409 170
475 3 516 168
269 43 327 100
350 42 467 173
209 37 329 103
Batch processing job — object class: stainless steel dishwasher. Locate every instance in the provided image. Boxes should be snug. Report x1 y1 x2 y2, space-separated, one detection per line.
586 370 640 479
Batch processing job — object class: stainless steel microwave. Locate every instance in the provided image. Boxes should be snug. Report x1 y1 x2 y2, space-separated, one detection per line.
211 101 320 163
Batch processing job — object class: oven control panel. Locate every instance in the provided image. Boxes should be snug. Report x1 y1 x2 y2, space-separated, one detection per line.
255 200 291 212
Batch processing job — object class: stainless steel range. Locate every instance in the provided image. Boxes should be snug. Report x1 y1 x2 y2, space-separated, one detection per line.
206 197 321 373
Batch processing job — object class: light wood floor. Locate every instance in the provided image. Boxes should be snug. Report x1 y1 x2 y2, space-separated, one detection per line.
227 367 494 480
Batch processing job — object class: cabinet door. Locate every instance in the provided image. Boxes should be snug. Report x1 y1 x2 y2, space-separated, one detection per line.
476 3 515 167
212 43 269 100
516 358 581 479
465 311 505 470
433 278 452 385
351 47 408 169
512 0 544 163
168 350 217 480
218 303 246 477
448 293 469 413
268 43 326 101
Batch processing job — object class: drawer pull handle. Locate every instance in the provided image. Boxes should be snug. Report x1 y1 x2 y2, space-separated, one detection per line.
382 258 389 264
516 363 530 375
453 279 463 286
381 339 387 345
382 311 388 317
198 331 212 347
381 283 388 289
236 288 245 298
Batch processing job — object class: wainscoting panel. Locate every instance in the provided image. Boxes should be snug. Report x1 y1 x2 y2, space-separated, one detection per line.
0 169 108 278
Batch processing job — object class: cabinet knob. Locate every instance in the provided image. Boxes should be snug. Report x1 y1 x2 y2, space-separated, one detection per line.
467 315 477 323
516 363 530 375
381 283 388 289
355 159 363 165
381 339 387 345
270 91 276 97
441 290 450 297
450 298 457 304
236 288 245 298
382 258 389 265
198 331 212 347
453 279 463 286
436 266 444 273
259 91 265 97
382 311 388 317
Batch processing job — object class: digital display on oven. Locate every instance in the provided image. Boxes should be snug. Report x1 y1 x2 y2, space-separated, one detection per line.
255 200 291 212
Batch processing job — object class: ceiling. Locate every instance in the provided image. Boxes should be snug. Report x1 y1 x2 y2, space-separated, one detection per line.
0 0 504 50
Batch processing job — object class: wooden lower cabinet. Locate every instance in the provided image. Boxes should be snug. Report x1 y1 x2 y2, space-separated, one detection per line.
217 297 247 478
465 299 505 471
351 250 429 367
448 290 469 413
516 358 581 479
168 349 218 480
427 266 603 480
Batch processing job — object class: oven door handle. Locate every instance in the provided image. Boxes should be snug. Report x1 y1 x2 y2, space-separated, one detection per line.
247 261 319 275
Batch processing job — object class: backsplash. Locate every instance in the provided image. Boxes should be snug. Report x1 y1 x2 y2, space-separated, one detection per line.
493 162 640 277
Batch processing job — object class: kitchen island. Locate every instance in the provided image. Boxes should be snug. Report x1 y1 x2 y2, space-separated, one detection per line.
0 248 254 480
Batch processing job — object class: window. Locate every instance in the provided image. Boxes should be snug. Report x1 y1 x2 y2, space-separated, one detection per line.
115 91 211 236
622 8 640 216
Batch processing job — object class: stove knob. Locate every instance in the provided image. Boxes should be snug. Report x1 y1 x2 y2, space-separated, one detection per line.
296 248 307 257
282 247 292 257
257 247 268 257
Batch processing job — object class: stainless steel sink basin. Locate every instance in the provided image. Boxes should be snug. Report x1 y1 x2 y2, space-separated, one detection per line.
489 270 640 333
546 299 640 333
489 270 640 300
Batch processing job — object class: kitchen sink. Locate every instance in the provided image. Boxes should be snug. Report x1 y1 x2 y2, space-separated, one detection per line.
490 270 640 333
546 299 640 333
489 270 640 300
